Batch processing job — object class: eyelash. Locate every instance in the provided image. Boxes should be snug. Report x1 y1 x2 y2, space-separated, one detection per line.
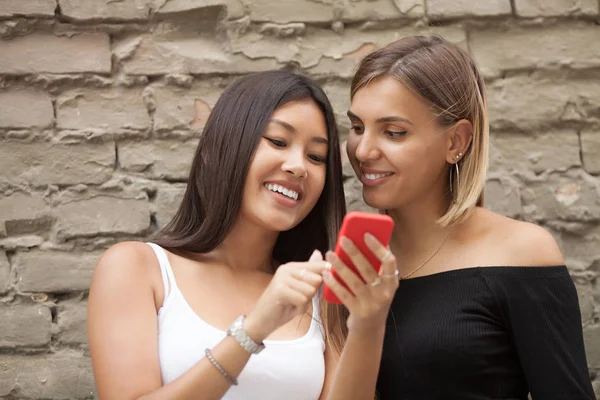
385 130 407 138
265 138 326 164
351 125 406 139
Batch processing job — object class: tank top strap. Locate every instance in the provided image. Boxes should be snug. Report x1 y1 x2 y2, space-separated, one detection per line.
146 242 178 303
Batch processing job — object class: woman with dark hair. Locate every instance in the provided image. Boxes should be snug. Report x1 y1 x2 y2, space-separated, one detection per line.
87 70 395 400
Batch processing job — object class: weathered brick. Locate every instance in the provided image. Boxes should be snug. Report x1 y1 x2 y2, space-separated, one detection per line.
583 324 600 368
231 26 466 78
487 76 600 131
15 251 100 293
489 131 581 174
58 0 151 20
150 82 225 132
471 25 600 77
117 35 279 76
247 0 335 22
321 80 352 135
553 225 600 269
246 0 423 22
55 196 150 240
521 170 600 223
341 0 424 20
426 0 511 18
155 184 186 227
0 236 44 251
0 141 114 186
153 0 245 19
0 193 52 236
515 0 598 17
57 298 88 345
57 88 150 132
0 303 52 347
0 90 53 129
581 129 600 174
484 179 522 218
0 0 56 17
573 279 595 323
0 252 9 294
0 33 111 74
119 140 197 180
0 351 95 399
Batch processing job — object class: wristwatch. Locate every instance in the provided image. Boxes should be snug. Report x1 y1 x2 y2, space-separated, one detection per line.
227 315 265 354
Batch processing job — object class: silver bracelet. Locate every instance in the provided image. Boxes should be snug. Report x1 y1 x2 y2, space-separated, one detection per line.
205 348 238 386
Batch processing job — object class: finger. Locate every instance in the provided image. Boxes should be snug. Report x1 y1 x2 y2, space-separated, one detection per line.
293 269 323 287
339 236 379 283
288 261 330 276
365 234 398 277
322 270 357 309
308 249 323 262
287 276 321 298
326 251 368 297
279 290 310 310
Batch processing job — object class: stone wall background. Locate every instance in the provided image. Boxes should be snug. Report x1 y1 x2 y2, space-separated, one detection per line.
0 0 599 398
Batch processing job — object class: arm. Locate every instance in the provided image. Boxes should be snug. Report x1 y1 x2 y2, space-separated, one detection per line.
88 243 328 400
319 234 398 400
489 226 595 400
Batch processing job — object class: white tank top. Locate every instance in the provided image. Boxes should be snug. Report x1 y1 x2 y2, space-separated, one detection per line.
147 243 326 400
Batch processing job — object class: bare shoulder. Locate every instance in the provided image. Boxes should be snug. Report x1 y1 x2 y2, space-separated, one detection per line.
470 208 565 267
90 241 163 307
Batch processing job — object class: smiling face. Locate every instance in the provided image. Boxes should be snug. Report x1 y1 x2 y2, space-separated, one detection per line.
346 76 452 211
240 99 329 232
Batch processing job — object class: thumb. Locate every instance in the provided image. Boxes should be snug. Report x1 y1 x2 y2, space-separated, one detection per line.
308 249 323 262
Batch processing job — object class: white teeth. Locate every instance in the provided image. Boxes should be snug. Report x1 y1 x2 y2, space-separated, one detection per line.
364 173 389 180
265 184 299 200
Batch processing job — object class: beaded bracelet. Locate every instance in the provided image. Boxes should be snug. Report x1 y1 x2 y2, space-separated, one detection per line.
205 348 238 386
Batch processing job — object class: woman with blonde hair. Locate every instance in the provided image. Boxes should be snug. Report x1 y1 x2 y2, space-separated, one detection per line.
322 35 595 399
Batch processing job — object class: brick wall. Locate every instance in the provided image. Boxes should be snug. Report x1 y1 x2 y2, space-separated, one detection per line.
0 0 599 398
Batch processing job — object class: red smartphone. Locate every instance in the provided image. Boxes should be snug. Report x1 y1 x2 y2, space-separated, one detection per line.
323 211 394 304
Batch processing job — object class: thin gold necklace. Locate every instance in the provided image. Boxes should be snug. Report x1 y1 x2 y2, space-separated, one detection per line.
400 228 454 280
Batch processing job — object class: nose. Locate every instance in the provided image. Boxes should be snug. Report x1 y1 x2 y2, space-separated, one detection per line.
281 149 308 179
354 130 380 163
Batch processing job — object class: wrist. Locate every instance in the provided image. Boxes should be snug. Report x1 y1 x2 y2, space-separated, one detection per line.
347 316 387 338
242 313 269 344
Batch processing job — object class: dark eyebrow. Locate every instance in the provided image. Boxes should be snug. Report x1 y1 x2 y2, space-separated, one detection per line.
270 118 328 145
347 110 413 126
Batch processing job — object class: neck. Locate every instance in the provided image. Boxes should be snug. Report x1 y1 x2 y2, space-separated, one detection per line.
388 193 453 262
212 216 279 274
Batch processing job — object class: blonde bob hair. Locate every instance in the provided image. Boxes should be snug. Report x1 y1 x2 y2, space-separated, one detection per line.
351 35 488 226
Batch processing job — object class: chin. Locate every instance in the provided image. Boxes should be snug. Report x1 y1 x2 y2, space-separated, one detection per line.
261 213 302 233
362 191 398 211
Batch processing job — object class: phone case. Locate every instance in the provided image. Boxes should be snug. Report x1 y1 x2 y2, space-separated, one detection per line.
323 211 394 304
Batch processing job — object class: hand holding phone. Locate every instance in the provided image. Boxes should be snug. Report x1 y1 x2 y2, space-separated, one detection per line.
323 211 394 304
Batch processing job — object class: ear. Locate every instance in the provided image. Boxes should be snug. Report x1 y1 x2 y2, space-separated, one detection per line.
446 119 473 164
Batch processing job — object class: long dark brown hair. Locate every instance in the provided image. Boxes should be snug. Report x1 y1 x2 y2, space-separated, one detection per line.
153 70 349 354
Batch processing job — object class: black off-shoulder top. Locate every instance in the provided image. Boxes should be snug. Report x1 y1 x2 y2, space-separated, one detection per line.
376 266 596 400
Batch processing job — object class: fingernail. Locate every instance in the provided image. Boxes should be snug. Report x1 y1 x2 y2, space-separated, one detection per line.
326 251 338 263
309 249 321 261
322 270 332 281
340 236 351 247
364 233 375 242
